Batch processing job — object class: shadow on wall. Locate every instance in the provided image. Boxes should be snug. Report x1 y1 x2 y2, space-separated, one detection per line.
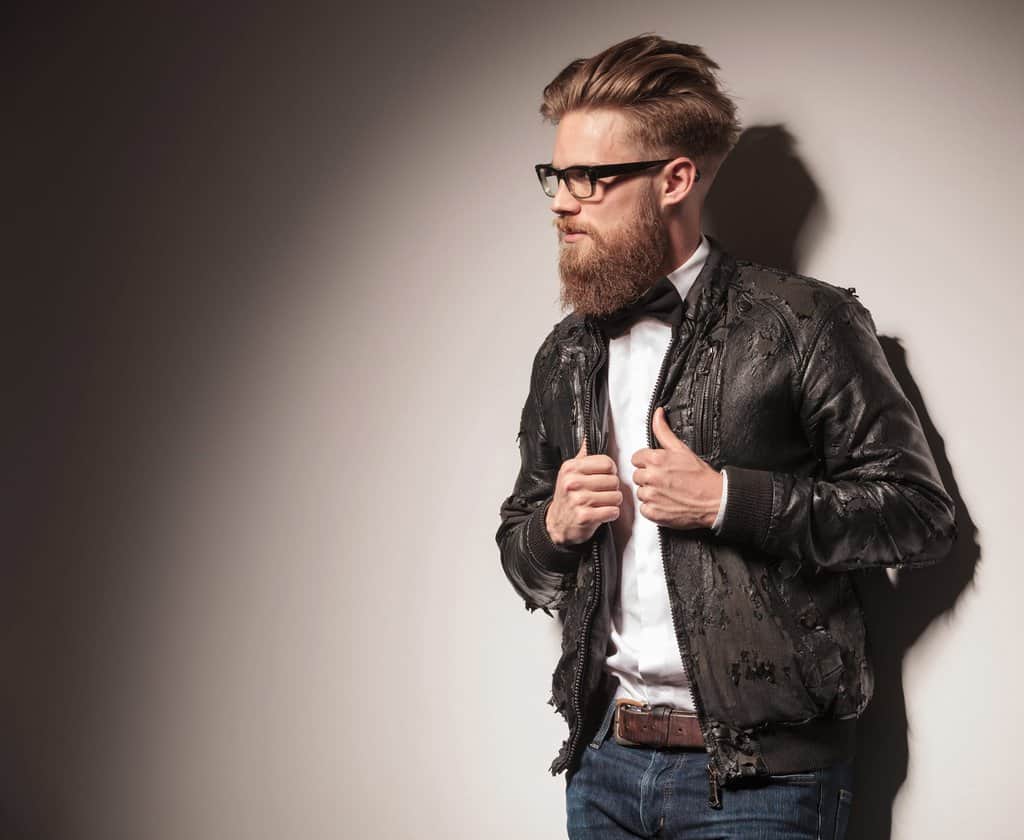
704 124 824 272
848 341 978 840
706 126 979 840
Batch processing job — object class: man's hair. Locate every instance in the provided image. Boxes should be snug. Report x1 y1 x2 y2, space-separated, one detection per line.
540 34 741 174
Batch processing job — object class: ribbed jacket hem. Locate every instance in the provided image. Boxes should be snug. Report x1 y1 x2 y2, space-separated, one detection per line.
756 717 857 777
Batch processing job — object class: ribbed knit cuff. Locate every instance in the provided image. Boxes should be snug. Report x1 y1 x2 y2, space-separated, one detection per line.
526 498 586 574
716 466 774 548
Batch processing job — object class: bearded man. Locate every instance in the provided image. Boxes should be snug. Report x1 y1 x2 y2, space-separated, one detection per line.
495 34 957 839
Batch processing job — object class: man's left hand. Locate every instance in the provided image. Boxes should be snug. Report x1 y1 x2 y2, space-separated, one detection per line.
631 406 724 530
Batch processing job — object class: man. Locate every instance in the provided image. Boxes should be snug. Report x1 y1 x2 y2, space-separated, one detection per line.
495 34 957 839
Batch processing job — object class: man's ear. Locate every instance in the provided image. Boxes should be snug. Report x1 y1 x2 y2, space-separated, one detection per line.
661 157 701 208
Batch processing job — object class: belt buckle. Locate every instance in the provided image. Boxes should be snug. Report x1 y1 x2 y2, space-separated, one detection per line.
612 698 650 747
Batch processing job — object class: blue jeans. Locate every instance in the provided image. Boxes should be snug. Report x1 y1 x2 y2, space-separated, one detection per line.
566 702 854 839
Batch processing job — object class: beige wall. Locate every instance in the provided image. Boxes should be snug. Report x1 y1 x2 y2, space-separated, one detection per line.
6 1 1020 837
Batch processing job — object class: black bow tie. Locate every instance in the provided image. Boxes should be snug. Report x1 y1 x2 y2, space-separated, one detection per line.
594 275 686 339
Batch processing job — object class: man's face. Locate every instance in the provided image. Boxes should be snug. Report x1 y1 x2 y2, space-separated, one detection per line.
550 108 670 318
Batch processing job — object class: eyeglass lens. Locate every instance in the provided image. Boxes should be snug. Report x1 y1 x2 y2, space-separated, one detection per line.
540 168 593 199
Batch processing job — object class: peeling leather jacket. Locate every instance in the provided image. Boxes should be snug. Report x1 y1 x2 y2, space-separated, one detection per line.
495 237 957 785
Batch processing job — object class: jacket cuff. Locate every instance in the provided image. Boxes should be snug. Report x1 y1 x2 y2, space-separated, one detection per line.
526 498 586 574
716 466 774 547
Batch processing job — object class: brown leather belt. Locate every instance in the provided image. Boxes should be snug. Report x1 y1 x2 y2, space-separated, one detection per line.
613 698 705 749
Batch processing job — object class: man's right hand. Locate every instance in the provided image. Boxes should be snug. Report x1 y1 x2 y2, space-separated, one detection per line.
545 437 623 547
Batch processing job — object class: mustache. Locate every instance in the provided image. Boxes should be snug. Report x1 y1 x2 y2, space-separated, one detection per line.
553 219 591 236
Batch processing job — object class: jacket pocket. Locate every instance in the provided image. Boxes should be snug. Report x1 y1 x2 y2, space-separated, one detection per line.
692 542 826 724
795 624 845 713
692 341 724 460
761 564 846 715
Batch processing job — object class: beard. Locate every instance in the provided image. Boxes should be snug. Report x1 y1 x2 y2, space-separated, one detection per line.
557 187 669 318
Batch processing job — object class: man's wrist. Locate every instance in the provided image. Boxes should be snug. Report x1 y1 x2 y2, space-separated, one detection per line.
526 498 584 573
545 501 564 546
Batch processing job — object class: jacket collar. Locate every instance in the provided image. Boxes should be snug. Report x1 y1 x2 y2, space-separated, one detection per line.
679 234 734 327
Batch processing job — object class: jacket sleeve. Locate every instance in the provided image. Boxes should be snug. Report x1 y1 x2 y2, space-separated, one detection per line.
717 295 957 575
496 334 587 612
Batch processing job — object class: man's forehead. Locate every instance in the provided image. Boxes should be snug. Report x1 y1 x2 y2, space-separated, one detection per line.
552 108 637 166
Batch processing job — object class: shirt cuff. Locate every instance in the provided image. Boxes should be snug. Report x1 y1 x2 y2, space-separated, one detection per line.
711 469 728 533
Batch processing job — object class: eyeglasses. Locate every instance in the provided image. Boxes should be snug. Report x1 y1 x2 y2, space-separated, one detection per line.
534 159 700 199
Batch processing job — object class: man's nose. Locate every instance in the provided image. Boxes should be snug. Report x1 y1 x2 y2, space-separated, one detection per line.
549 178 581 214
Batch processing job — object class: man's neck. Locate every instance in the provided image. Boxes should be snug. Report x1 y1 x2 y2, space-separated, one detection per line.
659 224 704 278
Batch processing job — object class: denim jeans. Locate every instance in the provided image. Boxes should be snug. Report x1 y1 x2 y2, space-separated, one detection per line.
565 701 854 839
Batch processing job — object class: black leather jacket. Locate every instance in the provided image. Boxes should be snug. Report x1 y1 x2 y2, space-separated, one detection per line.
495 238 957 785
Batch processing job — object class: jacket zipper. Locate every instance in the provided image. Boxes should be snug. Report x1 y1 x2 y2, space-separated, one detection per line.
647 324 723 809
561 324 607 772
693 344 716 456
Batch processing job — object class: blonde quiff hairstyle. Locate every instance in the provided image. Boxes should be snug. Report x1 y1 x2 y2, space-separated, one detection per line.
540 34 741 179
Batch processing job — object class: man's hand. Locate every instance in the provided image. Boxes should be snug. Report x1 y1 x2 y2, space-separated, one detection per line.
632 406 723 530
546 437 623 547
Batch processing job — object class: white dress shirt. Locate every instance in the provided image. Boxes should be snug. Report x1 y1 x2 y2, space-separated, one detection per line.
603 234 728 710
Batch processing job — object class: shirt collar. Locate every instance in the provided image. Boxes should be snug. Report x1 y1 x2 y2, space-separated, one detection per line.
665 233 710 304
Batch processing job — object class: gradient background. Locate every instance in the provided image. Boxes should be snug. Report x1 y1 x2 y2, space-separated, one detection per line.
6 2 1020 838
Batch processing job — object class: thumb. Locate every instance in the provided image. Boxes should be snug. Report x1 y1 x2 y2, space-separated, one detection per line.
652 406 686 451
577 434 588 458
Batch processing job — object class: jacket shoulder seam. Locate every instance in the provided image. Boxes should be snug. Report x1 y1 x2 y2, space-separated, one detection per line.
796 297 859 384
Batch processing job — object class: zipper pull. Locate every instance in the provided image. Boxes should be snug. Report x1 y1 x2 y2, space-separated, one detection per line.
697 344 717 375
706 762 722 810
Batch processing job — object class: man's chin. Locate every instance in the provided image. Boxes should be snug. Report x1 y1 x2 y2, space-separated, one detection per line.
560 284 627 318
558 284 594 317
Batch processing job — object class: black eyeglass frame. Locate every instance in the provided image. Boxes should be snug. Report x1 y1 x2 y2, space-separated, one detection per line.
534 158 700 199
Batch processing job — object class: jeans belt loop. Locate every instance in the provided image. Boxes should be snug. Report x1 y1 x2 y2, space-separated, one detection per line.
589 698 618 749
